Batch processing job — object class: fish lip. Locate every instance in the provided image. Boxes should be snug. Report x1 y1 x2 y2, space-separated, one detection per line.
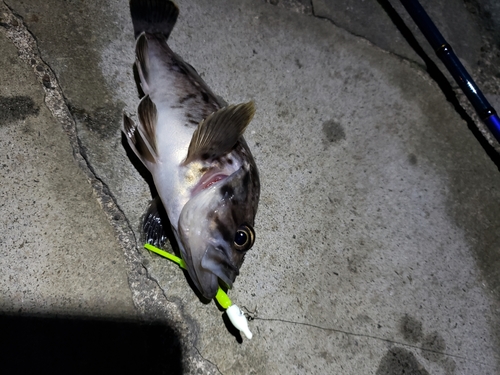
187 244 240 299
191 171 228 197
201 244 240 287
193 269 219 300
176 240 220 300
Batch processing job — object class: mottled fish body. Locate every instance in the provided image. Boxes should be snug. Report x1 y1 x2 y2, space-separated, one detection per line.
124 0 260 299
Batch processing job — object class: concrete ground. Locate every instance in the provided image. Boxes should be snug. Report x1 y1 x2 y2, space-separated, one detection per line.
1 0 500 374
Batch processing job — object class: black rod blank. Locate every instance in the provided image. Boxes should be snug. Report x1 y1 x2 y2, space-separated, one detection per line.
400 0 500 142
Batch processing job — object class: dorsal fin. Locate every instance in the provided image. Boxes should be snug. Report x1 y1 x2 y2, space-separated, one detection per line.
135 33 150 94
122 95 159 164
183 102 256 165
130 0 179 39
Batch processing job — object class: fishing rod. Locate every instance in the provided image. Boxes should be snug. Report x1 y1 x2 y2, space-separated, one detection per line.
400 0 500 144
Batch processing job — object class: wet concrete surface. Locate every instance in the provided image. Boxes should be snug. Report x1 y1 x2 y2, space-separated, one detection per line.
1 0 500 374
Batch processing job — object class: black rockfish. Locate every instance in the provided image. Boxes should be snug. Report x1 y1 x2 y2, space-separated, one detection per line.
123 0 260 300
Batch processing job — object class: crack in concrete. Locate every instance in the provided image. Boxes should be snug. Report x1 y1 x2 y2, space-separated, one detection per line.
0 0 173 313
193 344 224 375
309 0 500 158
254 316 497 369
0 0 143 307
0 5 223 373
264 0 313 14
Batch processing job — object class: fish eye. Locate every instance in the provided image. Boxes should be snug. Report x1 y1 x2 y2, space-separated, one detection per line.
234 224 255 251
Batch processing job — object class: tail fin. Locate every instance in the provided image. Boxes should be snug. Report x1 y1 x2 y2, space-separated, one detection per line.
130 0 179 39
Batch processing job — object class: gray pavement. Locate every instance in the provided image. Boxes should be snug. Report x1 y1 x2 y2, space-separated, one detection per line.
0 29 136 318
1 0 500 374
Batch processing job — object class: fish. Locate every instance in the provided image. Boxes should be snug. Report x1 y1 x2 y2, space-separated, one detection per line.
123 0 260 300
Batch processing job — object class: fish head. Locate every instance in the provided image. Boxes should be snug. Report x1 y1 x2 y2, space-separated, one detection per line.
178 162 259 300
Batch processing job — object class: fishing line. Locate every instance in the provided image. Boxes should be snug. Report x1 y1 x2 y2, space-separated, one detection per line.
252 316 496 368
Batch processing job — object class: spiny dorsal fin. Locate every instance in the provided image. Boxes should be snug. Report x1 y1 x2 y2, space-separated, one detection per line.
122 113 156 165
130 0 179 39
183 102 256 165
135 33 150 94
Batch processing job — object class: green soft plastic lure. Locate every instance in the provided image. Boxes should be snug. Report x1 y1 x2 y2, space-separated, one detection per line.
144 243 252 339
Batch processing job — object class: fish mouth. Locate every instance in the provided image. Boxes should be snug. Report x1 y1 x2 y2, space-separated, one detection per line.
194 268 220 300
175 238 220 300
191 171 228 197
201 245 240 288
185 244 239 300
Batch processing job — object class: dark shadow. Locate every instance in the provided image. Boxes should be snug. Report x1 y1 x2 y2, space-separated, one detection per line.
0 312 183 375
377 0 500 171
121 132 158 198
133 63 146 99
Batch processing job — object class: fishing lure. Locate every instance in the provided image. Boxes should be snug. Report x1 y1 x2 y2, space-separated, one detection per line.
145 243 253 339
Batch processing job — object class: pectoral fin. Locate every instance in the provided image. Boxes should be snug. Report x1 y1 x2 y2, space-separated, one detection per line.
183 101 256 165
